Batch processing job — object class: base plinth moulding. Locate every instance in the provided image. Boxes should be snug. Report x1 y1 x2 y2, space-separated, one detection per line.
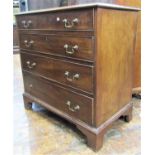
23 93 133 151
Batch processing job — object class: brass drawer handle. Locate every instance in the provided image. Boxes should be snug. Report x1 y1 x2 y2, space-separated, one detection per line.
21 20 32 28
64 71 80 82
62 18 79 28
24 40 34 48
66 101 80 112
26 61 36 69
64 44 78 55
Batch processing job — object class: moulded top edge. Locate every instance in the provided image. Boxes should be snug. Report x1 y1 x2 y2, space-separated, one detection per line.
15 3 140 16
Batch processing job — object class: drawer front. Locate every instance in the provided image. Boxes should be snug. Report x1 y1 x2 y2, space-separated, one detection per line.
20 34 94 61
16 9 93 31
21 52 93 94
23 72 93 125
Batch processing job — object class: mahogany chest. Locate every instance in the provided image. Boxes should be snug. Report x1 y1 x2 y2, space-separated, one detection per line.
16 3 139 151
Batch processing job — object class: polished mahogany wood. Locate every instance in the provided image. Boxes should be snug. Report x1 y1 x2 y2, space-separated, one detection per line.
94 8 138 126
20 33 94 61
133 12 141 89
21 52 94 94
110 0 141 91
66 0 141 91
16 4 139 151
23 71 94 125
112 0 141 92
16 8 94 31
76 102 133 151
23 89 133 152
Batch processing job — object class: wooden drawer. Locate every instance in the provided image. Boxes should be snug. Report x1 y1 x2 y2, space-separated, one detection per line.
23 72 93 125
21 52 93 94
20 34 94 61
16 9 93 31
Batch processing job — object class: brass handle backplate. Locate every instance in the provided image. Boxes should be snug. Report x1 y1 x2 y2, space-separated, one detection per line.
26 61 36 69
62 18 79 28
24 40 34 48
66 101 80 112
21 20 32 28
64 44 78 55
64 71 80 82
56 17 79 29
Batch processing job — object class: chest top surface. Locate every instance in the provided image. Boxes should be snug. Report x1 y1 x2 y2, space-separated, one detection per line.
15 3 140 16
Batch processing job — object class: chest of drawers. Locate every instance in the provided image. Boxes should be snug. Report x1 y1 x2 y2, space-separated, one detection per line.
16 3 139 151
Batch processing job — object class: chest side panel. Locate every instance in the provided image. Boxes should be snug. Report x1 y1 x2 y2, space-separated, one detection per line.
95 8 138 126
